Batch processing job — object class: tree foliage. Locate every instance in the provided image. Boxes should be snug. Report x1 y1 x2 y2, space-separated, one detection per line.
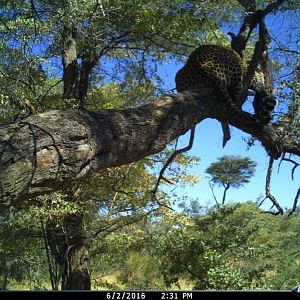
206 156 256 188
148 202 300 290
0 0 299 291
86 202 300 290
206 155 256 205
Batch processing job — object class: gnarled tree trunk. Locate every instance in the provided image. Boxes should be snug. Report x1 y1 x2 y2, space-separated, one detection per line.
46 213 91 290
61 214 90 290
0 86 299 211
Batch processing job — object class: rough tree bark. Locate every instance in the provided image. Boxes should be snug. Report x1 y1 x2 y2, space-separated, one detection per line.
46 213 91 290
62 27 79 100
1 85 299 211
59 20 96 289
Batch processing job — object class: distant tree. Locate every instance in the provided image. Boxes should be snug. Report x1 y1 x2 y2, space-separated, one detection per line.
206 156 256 205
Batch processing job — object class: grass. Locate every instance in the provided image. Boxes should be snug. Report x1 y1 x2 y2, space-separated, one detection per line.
4 273 194 291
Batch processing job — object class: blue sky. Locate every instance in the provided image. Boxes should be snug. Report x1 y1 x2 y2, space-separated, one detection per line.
156 32 299 212
9 4 297 212
175 120 299 211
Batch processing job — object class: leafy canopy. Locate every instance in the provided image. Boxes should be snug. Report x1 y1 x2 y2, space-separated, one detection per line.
206 155 256 189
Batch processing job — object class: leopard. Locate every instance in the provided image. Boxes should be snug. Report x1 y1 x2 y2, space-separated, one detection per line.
175 45 277 126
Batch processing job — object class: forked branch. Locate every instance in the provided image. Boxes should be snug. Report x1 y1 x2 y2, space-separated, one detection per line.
259 157 284 215
152 127 195 204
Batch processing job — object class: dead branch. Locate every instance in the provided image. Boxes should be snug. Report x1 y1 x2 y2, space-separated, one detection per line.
280 155 299 180
288 187 300 216
152 127 195 209
230 0 286 55
259 157 284 215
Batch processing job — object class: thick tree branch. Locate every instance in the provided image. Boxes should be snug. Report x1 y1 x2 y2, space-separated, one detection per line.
0 86 299 211
62 27 79 100
0 86 212 210
227 115 298 159
243 18 271 91
231 0 286 55
78 53 98 107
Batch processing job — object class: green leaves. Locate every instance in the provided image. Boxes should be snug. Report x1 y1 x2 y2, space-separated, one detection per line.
206 155 256 189
149 202 300 290
205 155 256 205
